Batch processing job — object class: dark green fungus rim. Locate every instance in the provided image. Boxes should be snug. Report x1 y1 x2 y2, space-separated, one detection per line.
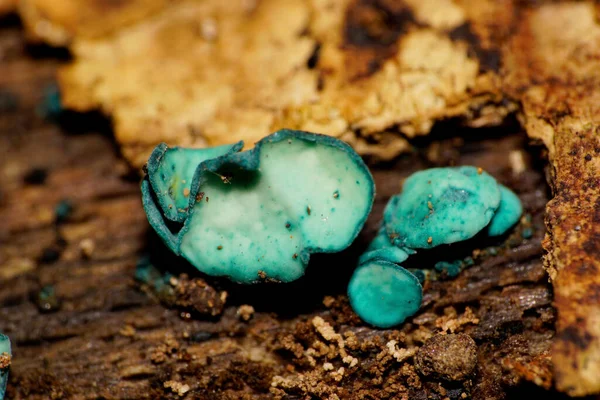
146 141 244 223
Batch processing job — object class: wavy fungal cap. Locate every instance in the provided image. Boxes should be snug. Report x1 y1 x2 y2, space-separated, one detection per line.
384 166 501 249
142 130 375 284
348 260 422 328
147 142 243 222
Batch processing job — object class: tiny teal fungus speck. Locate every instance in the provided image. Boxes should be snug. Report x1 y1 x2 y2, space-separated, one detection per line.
0 334 11 400
142 129 375 283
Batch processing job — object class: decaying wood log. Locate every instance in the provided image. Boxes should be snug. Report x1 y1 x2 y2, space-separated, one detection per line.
3 0 600 397
0 21 559 397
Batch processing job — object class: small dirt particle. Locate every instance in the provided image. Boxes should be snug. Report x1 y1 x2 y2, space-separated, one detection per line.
415 333 477 381
119 325 136 337
0 353 11 369
323 296 335 307
79 238 95 258
237 304 255 321
164 380 190 396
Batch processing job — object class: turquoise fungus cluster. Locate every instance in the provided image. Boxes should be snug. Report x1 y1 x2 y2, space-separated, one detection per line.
348 166 523 328
142 132 522 330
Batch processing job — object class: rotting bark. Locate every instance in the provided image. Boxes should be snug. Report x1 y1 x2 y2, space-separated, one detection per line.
502 3 600 395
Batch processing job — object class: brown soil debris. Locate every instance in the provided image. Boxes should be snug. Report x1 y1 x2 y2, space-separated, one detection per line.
163 380 190 396
172 274 228 317
415 333 477 381
237 304 255 322
0 353 11 369
435 307 479 334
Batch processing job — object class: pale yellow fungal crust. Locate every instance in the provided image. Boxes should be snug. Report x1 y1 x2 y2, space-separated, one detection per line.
41 0 511 168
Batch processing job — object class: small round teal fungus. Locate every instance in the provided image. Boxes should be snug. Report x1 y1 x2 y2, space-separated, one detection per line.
359 226 413 265
142 129 375 283
434 260 462 278
134 256 173 295
384 166 501 249
409 269 427 285
348 260 422 328
0 334 11 400
36 285 61 313
487 184 523 236
359 247 410 265
37 84 62 119
55 199 73 223
522 227 533 239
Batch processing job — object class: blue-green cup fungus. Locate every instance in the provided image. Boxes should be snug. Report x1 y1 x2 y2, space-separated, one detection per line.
0 334 10 400
384 166 502 249
349 166 523 328
142 129 375 283
348 260 422 328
